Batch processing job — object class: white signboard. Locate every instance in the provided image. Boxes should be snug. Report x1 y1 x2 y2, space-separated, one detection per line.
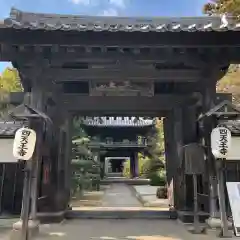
226 182 240 236
0 139 18 163
226 137 240 160
13 127 36 161
211 127 231 159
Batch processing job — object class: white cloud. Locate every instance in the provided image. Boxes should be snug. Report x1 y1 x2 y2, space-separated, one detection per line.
100 8 118 16
109 0 126 9
70 0 91 5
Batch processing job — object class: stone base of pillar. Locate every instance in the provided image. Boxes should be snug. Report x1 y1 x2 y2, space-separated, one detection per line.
206 217 232 229
10 219 40 240
37 210 66 223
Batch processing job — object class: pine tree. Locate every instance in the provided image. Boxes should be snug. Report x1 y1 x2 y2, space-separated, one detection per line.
71 117 101 196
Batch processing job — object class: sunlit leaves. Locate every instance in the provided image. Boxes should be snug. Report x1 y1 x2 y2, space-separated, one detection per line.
203 0 240 19
0 67 23 116
217 65 240 104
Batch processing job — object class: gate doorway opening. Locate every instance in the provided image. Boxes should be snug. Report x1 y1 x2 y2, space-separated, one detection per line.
105 157 128 178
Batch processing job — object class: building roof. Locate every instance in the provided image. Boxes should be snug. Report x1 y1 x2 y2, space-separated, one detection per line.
222 120 240 135
0 121 22 137
198 100 240 121
3 8 240 33
83 117 154 127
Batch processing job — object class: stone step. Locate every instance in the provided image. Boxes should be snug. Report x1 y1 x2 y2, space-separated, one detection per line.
65 207 177 219
100 178 150 185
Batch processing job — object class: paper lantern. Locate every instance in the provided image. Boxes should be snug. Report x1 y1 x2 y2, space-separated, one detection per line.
211 127 231 159
13 127 37 161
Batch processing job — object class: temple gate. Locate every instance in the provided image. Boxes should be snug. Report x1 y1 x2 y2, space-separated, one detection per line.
0 8 240 226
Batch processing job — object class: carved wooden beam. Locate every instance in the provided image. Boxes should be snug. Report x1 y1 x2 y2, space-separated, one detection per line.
0 44 236 66
62 94 197 113
21 68 202 82
0 44 208 66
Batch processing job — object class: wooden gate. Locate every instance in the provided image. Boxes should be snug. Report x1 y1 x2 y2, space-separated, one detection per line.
0 162 25 215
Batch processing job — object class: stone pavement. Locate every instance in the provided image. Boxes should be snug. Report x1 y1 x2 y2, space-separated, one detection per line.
132 186 168 208
32 219 236 240
101 184 142 207
0 184 236 239
0 218 19 240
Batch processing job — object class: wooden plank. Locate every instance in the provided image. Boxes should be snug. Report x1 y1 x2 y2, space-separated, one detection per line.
63 94 196 113
22 68 201 82
0 44 207 67
4 92 230 107
0 28 239 48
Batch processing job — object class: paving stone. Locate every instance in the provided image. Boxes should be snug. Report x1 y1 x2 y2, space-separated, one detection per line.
101 184 142 207
133 186 159 196
33 219 234 240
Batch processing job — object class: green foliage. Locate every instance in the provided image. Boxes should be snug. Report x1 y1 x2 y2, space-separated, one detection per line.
203 0 240 18
71 117 101 195
217 65 240 104
138 154 150 176
148 171 166 186
0 67 23 116
72 117 87 139
0 67 22 92
123 159 131 177
122 118 166 184
143 118 165 175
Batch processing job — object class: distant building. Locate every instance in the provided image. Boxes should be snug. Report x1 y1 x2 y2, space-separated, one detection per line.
82 117 155 178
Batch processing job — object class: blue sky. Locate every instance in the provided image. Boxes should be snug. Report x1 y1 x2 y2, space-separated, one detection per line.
0 0 208 74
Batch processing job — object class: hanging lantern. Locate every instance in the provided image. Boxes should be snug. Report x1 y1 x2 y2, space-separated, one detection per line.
211 127 231 159
13 127 37 161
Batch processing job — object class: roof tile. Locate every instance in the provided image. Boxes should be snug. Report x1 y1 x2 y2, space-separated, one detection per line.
83 117 154 127
222 120 240 135
3 8 240 33
0 121 23 136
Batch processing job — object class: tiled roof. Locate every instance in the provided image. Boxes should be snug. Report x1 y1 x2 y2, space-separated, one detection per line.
83 117 154 127
0 121 22 136
222 120 240 135
3 8 240 32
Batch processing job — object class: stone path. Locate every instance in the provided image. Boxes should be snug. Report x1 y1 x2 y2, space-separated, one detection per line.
133 186 169 208
101 184 142 207
33 219 235 240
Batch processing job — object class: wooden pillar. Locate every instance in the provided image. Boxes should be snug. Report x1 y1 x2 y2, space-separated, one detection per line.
164 108 184 211
12 66 47 235
134 152 139 177
130 152 136 178
29 78 45 224
182 105 198 210
163 117 174 186
201 77 219 221
63 114 73 204
56 114 73 211
37 84 66 213
173 108 184 211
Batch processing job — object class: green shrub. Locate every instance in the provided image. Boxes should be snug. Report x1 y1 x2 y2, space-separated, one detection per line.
148 171 166 186
123 159 131 177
